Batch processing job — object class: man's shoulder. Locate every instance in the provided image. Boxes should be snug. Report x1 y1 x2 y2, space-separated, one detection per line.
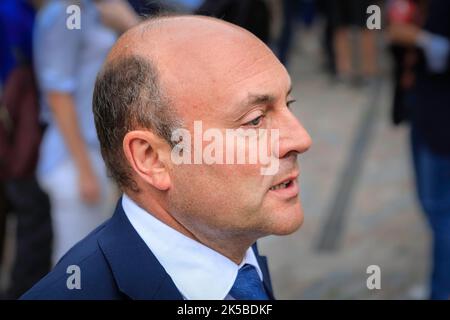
21 219 124 300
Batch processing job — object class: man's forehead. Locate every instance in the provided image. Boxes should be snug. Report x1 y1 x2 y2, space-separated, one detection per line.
107 16 253 61
107 15 287 121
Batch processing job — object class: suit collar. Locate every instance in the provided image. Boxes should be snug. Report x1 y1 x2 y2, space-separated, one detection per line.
97 199 183 300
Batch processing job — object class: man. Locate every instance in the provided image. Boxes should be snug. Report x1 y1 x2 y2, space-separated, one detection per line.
22 15 311 300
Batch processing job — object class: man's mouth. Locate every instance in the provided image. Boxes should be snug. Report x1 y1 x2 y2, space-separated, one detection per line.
268 173 299 199
269 179 293 191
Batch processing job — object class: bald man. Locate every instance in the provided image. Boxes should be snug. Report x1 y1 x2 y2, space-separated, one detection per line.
22 15 311 300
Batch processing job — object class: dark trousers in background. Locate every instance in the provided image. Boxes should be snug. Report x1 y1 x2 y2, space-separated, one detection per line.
0 178 52 299
277 0 299 67
411 126 450 300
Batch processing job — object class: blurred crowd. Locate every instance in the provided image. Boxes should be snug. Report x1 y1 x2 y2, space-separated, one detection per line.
0 0 449 299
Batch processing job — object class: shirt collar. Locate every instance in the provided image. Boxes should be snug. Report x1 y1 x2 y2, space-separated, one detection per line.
122 194 263 300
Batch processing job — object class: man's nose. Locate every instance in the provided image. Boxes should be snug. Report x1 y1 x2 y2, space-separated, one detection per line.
277 109 312 159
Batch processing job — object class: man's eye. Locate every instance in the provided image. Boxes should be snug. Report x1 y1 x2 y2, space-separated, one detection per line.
244 115 264 126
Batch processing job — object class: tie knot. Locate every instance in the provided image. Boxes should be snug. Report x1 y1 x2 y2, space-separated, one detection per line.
229 264 269 300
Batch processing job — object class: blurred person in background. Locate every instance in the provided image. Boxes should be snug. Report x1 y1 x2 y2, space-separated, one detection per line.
330 0 379 84
387 0 425 125
0 0 52 299
316 0 336 76
196 0 271 44
165 0 204 12
276 0 316 68
127 0 162 14
127 1 202 15
275 0 302 67
33 0 139 263
388 0 450 300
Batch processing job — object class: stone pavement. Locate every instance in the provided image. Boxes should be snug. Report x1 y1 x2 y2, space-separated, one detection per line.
259 28 429 299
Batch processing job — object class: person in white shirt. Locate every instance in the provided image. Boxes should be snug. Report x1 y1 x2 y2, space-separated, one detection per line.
22 15 312 300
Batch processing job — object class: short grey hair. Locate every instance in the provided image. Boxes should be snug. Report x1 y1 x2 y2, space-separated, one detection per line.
93 54 179 192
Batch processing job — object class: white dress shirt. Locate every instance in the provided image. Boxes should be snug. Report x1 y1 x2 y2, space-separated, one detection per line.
122 194 264 300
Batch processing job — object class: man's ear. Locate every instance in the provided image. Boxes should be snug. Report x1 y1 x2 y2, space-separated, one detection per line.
123 130 171 191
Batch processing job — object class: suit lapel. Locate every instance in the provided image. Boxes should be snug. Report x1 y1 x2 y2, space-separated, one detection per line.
97 199 183 300
252 243 275 300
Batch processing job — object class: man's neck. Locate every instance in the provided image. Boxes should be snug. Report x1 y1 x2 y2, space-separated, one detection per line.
125 192 255 265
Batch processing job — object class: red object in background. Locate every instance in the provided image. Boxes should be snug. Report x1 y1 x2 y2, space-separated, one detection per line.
388 0 418 24
0 66 42 179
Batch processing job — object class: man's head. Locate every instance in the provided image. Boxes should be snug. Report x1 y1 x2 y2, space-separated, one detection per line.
93 16 311 253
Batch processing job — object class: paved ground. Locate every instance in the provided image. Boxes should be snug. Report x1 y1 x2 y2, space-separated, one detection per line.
259 27 430 299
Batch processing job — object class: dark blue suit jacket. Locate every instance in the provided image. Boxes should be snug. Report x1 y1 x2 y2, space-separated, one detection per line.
21 199 274 300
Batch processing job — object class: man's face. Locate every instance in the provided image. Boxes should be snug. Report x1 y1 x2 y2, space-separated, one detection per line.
157 22 312 242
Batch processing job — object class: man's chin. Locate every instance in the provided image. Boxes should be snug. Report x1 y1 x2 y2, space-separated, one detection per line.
269 202 304 236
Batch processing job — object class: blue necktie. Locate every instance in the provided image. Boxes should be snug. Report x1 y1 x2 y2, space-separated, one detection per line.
229 264 269 300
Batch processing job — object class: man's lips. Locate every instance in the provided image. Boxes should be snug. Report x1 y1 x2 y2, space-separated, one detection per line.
270 171 299 188
268 171 300 199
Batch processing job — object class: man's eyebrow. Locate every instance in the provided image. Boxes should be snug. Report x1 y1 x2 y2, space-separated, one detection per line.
241 85 292 109
245 93 276 107
233 85 294 120
230 94 272 121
